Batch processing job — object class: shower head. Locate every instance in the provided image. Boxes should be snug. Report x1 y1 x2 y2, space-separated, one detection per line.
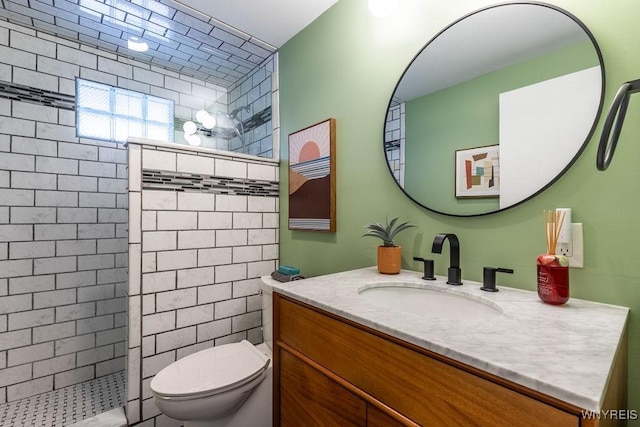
229 105 250 119
216 112 239 129
216 112 245 144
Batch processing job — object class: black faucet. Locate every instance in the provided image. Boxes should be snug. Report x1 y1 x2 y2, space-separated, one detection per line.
431 233 462 285
481 267 514 292
413 257 436 280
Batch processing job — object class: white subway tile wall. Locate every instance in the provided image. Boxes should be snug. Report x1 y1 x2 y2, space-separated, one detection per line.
0 17 241 412
385 102 406 187
228 62 275 158
128 142 279 425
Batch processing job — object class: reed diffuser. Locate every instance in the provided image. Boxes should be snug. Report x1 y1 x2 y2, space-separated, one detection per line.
537 210 570 305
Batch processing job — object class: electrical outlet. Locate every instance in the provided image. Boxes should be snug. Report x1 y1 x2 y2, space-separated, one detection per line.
557 241 572 257
567 223 583 268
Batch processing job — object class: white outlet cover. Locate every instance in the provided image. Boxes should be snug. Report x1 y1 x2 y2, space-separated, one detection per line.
568 223 583 268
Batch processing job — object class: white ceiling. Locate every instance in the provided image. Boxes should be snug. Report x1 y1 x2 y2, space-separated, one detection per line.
176 0 339 48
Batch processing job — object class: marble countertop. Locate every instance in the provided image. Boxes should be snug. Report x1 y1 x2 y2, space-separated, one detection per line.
261 267 629 412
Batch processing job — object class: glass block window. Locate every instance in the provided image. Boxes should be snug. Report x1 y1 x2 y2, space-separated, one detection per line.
76 79 174 143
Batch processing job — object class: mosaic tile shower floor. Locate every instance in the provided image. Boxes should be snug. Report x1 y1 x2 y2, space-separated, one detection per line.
0 371 125 427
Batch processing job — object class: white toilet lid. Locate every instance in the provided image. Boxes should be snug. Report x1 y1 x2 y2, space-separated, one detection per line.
150 340 270 398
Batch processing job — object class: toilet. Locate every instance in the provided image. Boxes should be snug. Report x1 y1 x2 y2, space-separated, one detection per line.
150 279 274 427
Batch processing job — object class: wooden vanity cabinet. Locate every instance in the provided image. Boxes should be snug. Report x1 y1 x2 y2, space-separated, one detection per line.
273 293 626 427
280 349 365 426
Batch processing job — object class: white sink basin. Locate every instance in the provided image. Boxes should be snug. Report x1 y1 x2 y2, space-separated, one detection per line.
358 284 502 320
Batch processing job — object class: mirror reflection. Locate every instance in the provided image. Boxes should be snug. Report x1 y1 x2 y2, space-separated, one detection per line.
385 3 604 216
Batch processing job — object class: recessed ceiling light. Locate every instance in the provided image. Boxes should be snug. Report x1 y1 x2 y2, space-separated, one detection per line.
127 37 149 52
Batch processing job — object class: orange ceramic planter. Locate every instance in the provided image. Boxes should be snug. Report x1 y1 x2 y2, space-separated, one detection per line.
377 246 402 274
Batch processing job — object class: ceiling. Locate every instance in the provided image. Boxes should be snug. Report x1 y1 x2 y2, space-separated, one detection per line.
177 0 338 48
0 0 338 89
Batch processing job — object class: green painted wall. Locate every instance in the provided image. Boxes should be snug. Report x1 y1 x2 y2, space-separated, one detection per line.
279 0 640 415
405 41 598 215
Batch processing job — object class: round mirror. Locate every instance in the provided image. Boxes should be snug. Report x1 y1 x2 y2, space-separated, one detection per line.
384 2 604 217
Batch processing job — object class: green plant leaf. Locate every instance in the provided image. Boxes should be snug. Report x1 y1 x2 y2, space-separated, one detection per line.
362 230 387 240
389 221 416 240
362 216 414 246
364 224 385 233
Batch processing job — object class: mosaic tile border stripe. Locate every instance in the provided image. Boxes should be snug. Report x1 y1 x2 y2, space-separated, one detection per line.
243 106 272 132
0 80 76 110
385 139 401 150
143 169 279 196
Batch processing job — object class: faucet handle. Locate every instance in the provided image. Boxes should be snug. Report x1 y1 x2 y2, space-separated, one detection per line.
481 267 514 292
413 257 436 281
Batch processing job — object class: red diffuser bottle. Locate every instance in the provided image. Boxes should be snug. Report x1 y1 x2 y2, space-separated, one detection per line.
537 254 569 305
537 210 570 305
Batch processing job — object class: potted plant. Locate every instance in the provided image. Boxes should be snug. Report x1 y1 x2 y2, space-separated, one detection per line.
363 217 416 274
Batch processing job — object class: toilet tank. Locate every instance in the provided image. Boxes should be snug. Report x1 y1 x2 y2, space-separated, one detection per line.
260 278 274 351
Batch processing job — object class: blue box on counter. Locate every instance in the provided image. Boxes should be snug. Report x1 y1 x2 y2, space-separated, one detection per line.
278 265 300 275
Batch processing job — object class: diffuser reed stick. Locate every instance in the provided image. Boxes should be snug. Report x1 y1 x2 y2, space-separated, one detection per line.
544 209 566 255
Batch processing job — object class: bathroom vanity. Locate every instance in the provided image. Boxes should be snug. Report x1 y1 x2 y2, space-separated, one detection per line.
264 268 629 426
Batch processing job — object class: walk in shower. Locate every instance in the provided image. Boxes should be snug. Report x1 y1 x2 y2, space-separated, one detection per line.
0 0 277 425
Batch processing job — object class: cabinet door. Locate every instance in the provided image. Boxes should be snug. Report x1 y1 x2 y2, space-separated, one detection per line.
280 349 366 427
367 405 407 427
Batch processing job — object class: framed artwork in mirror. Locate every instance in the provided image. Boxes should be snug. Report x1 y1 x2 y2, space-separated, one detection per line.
455 144 500 198
288 118 336 232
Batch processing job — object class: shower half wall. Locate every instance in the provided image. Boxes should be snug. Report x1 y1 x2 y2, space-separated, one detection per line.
126 139 279 425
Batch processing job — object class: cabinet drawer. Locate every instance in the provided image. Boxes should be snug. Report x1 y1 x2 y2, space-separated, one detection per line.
280 348 366 426
277 294 578 427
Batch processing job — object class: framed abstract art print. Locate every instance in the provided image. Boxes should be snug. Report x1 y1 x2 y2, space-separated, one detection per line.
288 118 336 232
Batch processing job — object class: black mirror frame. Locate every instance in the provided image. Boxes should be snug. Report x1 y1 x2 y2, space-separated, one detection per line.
383 1 606 217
